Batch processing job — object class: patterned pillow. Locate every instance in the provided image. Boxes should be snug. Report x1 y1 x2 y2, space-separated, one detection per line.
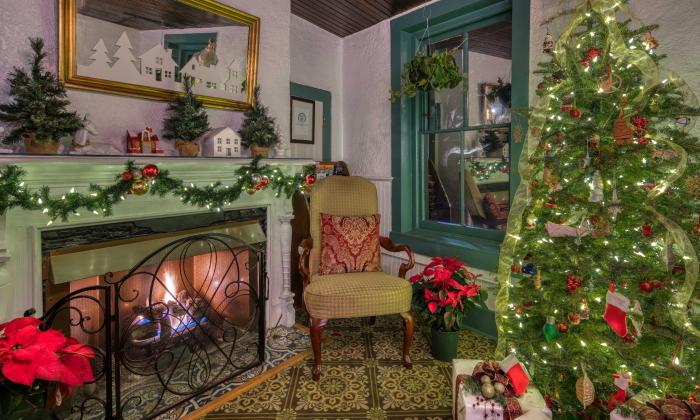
319 213 381 275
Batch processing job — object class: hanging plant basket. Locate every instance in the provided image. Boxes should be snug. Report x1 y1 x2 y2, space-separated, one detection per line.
390 48 467 102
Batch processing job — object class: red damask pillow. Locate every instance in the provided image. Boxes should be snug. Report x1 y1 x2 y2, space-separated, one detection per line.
319 213 381 275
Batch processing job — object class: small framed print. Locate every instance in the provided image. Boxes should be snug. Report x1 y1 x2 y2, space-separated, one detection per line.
290 96 315 144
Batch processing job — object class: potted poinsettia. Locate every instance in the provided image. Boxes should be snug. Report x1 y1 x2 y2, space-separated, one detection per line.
410 257 486 361
0 317 95 419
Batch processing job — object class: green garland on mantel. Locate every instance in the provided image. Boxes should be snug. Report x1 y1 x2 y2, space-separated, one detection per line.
0 157 316 224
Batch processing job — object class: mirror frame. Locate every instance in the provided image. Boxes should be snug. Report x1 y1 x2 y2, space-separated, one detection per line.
58 0 259 111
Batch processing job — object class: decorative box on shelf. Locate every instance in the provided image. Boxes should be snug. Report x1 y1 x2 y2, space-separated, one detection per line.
452 359 551 420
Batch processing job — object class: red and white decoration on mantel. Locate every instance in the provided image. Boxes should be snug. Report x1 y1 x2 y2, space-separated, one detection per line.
126 127 164 154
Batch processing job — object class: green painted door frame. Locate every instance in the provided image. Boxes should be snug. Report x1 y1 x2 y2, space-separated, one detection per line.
290 82 332 161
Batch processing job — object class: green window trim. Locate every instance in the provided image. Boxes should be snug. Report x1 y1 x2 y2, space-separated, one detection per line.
290 82 332 161
390 0 530 272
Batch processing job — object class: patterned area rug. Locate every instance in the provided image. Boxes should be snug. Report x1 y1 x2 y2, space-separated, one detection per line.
197 315 495 419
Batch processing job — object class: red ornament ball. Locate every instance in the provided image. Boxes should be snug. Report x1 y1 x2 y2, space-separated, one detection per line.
586 48 601 59
260 176 270 186
141 164 159 180
639 280 654 293
121 171 133 182
557 322 569 333
305 174 316 185
641 224 653 237
569 108 582 119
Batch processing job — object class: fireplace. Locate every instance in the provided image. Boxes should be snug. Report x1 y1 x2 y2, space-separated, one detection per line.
39 209 267 419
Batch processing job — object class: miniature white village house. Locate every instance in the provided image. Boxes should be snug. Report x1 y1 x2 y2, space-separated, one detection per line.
200 127 241 157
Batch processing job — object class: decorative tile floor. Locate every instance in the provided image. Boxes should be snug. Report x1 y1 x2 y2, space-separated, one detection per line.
157 325 311 419
198 314 496 419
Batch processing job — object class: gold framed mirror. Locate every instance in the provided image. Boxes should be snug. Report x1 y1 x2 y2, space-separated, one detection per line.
59 0 259 110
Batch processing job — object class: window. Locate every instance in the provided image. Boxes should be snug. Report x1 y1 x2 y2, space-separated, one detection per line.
424 23 512 231
390 0 530 270
156 57 163 65
145 67 153 75
234 146 239 153
226 138 230 144
164 70 172 78
226 148 231 156
217 146 222 152
217 138 222 144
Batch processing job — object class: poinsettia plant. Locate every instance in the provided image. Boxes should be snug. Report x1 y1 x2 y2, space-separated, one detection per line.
0 317 95 419
410 257 487 332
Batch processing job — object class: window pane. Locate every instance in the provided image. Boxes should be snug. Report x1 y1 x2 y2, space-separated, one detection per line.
426 131 463 224
427 36 464 131
463 128 510 230
467 20 512 126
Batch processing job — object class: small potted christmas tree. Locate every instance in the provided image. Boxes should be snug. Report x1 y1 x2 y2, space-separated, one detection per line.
162 76 210 157
0 38 83 154
238 86 280 158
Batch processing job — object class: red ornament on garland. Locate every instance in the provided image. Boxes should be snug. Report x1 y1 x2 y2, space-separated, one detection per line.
260 176 270 187
141 164 159 180
305 174 316 185
569 108 582 119
641 224 652 237
121 171 133 182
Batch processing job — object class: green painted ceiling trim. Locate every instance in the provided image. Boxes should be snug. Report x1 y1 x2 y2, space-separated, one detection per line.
290 82 332 161
390 0 531 266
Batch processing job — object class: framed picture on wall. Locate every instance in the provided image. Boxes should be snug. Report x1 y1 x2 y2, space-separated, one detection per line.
290 96 315 144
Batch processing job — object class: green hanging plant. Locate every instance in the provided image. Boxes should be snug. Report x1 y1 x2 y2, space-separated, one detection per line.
390 48 467 102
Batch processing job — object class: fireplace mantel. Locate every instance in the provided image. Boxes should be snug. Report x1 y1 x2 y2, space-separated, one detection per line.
0 155 314 328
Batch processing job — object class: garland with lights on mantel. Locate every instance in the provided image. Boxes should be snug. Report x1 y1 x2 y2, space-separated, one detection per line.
0 157 316 224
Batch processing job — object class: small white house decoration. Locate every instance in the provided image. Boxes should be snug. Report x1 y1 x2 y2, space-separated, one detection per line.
139 43 178 89
201 127 241 157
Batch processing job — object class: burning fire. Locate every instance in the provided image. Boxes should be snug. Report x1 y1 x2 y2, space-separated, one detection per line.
163 271 177 303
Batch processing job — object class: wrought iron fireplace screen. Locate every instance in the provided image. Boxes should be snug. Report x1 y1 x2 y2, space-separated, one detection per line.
41 233 267 419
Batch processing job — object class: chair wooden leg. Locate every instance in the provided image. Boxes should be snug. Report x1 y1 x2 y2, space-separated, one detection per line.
309 317 327 381
368 316 376 326
400 310 414 369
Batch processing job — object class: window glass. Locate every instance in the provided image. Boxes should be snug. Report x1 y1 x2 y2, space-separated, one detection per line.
426 131 462 225
467 21 512 126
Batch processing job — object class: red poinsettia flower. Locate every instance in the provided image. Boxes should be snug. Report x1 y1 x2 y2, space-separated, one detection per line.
0 317 95 389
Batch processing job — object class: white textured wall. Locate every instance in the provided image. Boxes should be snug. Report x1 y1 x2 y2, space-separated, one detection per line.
341 20 392 177
290 15 343 161
0 0 291 154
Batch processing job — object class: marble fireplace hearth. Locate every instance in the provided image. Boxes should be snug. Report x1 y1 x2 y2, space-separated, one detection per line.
0 155 314 329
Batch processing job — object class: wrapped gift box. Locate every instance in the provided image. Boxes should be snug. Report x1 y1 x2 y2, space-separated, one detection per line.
452 359 552 420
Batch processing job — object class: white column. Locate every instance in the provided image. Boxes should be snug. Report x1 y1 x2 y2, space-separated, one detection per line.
277 212 296 327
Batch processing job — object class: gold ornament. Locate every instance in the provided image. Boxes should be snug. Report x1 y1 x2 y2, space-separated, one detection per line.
494 382 506 394
246 187 256 195
576 364 595 409
534 270 542 289
480 376 492 384
685 175 700 198
481 382 496 399
130 179 149 195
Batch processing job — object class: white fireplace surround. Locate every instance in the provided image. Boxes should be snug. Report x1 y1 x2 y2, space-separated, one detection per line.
0 155 314 329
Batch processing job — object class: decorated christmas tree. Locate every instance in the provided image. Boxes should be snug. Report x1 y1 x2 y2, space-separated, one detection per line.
495 0 700 416
162 76 210 142
0 38 83 145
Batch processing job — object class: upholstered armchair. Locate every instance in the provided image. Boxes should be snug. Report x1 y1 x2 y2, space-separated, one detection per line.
299 176 415 381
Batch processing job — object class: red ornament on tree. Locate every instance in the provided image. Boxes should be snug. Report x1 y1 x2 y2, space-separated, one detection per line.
305 174 316 185
141 164 159 180
639 280 654 293
557 322 569 333
566 274 583 295
585 48 601 59
569 108 582 119
641 224 652 237
121 171 133 182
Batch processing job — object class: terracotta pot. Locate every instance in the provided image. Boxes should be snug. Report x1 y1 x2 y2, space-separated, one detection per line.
23 133 59 154
175 140 200 157
250 145 269 158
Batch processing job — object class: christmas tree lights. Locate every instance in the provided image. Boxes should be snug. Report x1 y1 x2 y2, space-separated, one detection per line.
495 0 700 416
